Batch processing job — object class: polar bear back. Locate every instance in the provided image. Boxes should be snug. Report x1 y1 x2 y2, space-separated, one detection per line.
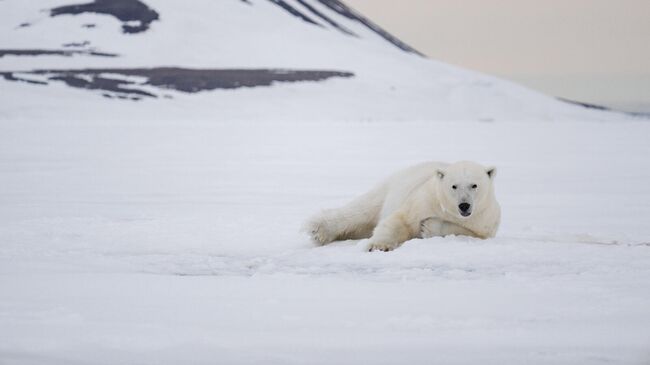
379 161 448 219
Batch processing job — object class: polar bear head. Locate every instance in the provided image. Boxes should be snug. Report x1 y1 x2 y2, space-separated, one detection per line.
436 161 496 219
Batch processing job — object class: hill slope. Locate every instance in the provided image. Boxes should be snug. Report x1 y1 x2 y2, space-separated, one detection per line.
0 0 625 122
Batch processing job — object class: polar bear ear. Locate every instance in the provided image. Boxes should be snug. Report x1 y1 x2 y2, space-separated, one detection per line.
486 166 497 179
436 169 445 179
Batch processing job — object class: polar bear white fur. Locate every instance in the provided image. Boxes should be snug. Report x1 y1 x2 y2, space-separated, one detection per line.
304 161 500 251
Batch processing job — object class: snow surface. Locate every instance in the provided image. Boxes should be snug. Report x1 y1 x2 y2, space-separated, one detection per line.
1 0 650 364
2 119 650 364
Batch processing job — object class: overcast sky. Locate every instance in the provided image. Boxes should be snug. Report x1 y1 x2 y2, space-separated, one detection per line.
346 0 650 112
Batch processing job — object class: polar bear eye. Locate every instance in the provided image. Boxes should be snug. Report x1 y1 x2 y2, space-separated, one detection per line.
471 184 478 189
452 185 457 190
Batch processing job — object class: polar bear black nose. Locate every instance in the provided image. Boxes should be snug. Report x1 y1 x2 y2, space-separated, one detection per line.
459 203 471 212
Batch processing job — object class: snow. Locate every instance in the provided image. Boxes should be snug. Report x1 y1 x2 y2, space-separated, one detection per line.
1 0 650 364
2 119 650 364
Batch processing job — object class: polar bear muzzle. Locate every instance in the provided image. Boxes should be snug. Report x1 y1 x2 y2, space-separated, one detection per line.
459 202 472 217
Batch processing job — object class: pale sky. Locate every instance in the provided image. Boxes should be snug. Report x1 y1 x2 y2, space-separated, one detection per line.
346 0 650 112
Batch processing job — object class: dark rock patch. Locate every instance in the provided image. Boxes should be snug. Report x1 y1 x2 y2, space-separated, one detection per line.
1 72 48 86
82 23 96 28
315 0 423 56
266 0 320 26
49 73 156 97
63 41 91 48
1 67 354 99
558 97 609 111
295 0 355 36
559 97 650 118
261 0 421 56
50 0 159 34
0 49 118 58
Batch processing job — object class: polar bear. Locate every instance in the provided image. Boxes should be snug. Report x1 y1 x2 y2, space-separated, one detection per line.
304 161 500 251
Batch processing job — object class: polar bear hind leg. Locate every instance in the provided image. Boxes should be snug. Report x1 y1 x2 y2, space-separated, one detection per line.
304 189 384 245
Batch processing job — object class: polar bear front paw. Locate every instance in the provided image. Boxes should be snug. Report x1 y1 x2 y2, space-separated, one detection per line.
303 219 334 246
366 240 399 252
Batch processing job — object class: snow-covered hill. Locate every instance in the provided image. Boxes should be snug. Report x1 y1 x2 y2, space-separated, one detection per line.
0 0 629 122
1 1 650 364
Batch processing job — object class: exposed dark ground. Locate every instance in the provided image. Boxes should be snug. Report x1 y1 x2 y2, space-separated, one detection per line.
1 67 354 99
41 0 417 54
559 98 650 118
0 49 117 58
264 0 422 55
50 0 159 33
314 0 423 55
